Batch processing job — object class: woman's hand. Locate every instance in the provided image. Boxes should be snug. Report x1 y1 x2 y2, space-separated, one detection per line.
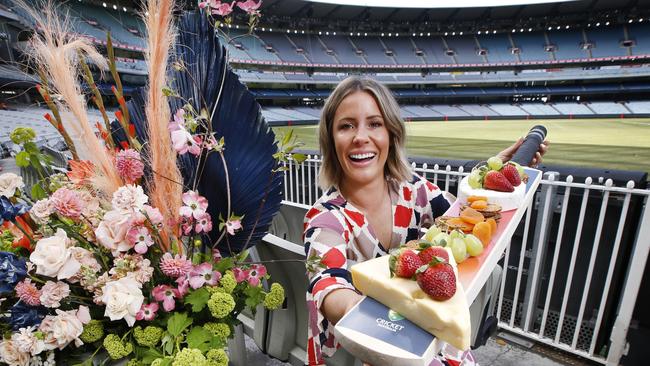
497 138 550 167
321 288 364 325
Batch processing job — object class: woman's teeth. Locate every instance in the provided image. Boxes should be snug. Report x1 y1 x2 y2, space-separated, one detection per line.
349 153 376 161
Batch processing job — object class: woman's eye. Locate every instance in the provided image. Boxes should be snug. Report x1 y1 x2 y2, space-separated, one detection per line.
339 123 353 130
370 121 383 128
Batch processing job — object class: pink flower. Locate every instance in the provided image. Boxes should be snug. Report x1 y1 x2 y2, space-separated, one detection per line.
225 218 242 235
232 267 248 283
50 188 83 218
176 274 190 297
143 205 164 226
189 263 221 289
246 264 267 287
159 253 193 278
179 190 208 219
171 128 201 155
39 281 70 308
115 149 144 183
202 134 218 150
212 1 235 16
180 216 194 236
152 285 179 312
136 302 159 321
198 1 211 9
237 0 261 14
15 278 40 306
212 248 222 262
127 226 154 254
195 212 213 233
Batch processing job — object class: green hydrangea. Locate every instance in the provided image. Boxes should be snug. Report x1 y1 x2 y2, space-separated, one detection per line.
151 358 172 366
218 272 237 293
203 322 231 339
207 292 235 319
48 173 68 192
172 348 206 366
206 349 228 366
10 127 36 144
103 334 133 360
133 325 164 347
80 320 104 343
126 360 142 366
264 283 285 310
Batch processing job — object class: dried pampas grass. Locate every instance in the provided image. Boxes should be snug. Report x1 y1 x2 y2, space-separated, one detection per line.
143 0 183 251
17 0 122 196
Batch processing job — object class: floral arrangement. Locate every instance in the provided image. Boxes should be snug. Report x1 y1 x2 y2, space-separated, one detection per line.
0 1 291 365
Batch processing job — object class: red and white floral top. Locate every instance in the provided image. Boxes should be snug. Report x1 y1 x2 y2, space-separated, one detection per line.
304 174 476 365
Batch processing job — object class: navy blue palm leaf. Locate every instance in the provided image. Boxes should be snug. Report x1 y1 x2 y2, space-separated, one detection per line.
121 11 284 254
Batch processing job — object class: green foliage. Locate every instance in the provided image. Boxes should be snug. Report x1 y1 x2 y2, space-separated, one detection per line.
134 326 164 347
185 287 211 312
207 292 235 319
103 334 133 360
273 129 307 172
0 230 18 253
264 283 285 310
185 326 217 353
10 127 36 144
167 313 193 338
243 285 264 309
79 320 104 343
213 257 234 273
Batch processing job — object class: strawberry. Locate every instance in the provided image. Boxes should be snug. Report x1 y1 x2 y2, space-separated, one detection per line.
500 164 521 187
483 170 514 192
416 258 457 301
389 249 423 278
418 242 449 264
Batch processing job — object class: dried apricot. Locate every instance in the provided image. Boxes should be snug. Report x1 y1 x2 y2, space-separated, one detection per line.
473 221 492 247
460 207 485 225
446 217 475 233
486 218 497 235
470 200 488 210
467 195 488 203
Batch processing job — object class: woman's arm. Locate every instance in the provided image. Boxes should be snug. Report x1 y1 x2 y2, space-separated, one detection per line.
497 138 550 167
321 288 364 325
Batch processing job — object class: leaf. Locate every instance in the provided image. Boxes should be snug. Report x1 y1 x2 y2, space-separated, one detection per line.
244 285 265 309
31 184 47 200
184 287 211 313
167 312 193 337
186 326 212 352
292 153 307 165
23 142 39 154
158 358 173 366
138 347 163 364
214 256 234 273
15 151 29 167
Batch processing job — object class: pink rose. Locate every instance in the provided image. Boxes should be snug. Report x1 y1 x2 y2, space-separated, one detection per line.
95 210 133 255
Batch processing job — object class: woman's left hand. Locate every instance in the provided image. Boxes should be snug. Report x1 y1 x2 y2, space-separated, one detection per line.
497 138 550 167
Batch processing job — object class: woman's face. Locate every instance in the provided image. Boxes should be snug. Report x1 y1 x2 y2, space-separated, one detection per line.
332 91 390 188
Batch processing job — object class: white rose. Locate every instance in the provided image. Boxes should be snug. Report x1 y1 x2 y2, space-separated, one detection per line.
0 173 24 198
29 229 80 280
39 309 84 350
101 277 144 326
0 340 29 366
95 210 133 255
29 199 53 224
111 184 148 213
11 327 45 356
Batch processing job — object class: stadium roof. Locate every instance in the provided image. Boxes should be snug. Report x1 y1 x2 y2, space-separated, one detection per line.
260 0 649 21
306 0 574 8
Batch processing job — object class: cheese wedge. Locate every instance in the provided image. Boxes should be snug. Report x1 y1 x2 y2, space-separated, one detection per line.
350 250 471 351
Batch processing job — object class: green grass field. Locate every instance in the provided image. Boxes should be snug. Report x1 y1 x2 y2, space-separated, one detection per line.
272 118 650 174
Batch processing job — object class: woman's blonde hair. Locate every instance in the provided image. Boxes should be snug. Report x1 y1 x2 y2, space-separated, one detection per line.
318 76 411 189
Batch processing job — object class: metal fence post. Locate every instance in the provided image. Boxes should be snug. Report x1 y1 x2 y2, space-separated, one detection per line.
522 171 559 332
606 195 650 365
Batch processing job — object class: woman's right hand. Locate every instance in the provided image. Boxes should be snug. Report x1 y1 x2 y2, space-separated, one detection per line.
321 288 364 325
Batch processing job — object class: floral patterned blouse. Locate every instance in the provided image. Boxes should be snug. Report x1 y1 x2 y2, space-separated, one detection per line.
304 174 477 365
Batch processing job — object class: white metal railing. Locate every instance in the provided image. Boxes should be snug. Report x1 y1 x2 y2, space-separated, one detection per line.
281 153 650 365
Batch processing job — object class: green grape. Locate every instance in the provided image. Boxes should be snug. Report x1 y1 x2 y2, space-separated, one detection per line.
487 156 503 171
510 161 525 176
464 234 484 257
432 232 449 247
449 229 465 242
424 226 442 242
468 170 482 189
450 238 468 263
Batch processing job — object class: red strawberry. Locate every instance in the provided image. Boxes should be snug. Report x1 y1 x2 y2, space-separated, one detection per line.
416 258 457 301
483 170 514 192
500 164 521 187
418 243 449 264
389 249 423 278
